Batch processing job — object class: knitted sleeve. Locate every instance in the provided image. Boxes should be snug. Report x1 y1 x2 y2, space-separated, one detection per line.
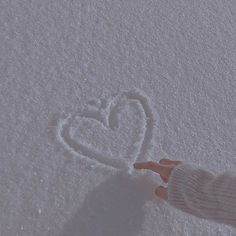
167 163 236 228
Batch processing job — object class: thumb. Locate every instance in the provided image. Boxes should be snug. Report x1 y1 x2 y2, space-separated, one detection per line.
155 186 168 200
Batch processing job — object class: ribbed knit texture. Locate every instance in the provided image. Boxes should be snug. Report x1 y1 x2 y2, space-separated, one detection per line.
167 163 236 228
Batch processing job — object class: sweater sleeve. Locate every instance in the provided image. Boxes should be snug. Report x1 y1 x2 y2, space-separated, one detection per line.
167 163 236 227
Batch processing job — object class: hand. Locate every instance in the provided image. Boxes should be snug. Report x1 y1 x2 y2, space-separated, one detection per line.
133 159 182 200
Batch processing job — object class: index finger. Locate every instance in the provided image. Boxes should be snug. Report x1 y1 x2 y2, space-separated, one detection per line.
133 162 164 174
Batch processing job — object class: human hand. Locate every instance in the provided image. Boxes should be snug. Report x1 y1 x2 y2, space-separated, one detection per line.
133 159 182 200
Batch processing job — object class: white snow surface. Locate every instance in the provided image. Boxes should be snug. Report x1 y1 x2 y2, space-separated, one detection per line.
0 0 236 235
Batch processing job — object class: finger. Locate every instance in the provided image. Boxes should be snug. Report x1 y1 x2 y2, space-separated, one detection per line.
155 186 168 200
133 162 164 174
160 175 168 183
133 162 174 181
159 159 182 165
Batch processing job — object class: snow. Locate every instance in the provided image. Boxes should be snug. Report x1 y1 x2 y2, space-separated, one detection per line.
0 0 236 235
57 90 154 172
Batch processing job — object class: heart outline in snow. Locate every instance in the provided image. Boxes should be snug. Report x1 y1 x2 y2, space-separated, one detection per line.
57 90 155 171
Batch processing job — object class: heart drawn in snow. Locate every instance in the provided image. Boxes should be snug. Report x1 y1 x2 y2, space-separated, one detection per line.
57 90 155 171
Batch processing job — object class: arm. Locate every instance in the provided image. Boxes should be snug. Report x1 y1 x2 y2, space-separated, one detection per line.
168 163 236 227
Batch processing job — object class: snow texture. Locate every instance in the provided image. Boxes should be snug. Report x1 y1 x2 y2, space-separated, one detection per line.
0 0 236 235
